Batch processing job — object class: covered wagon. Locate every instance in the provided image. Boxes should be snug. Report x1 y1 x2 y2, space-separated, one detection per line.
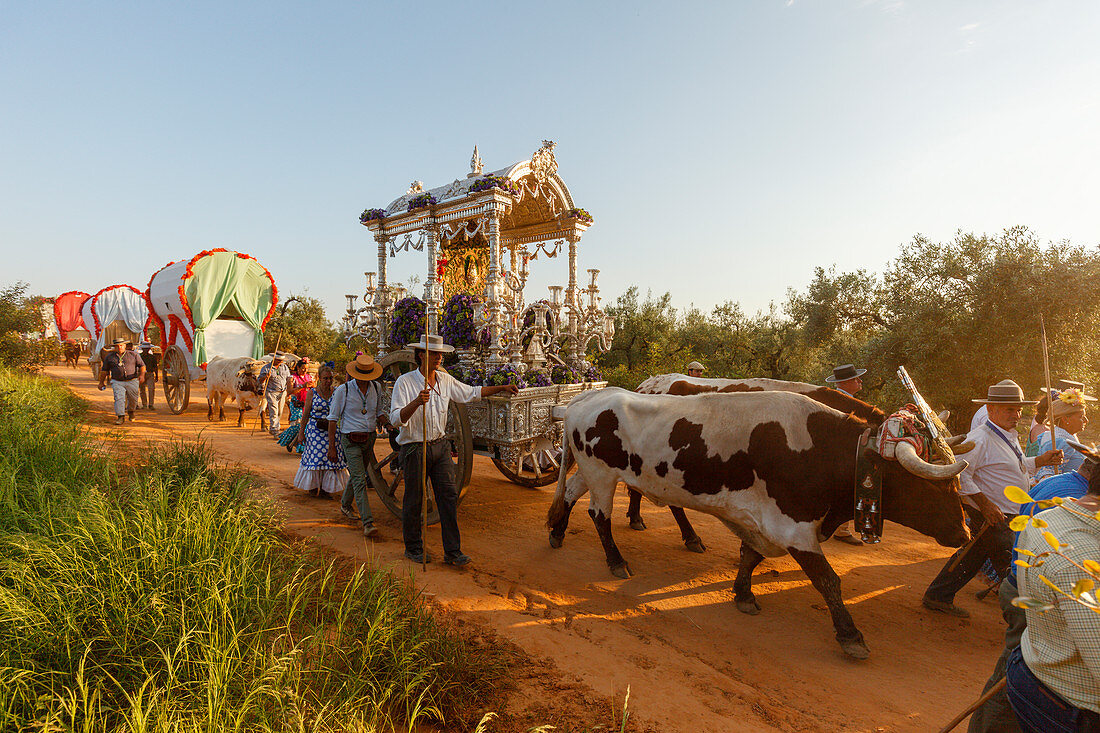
83 285 150 379
145 248 278 414
53 291 91 342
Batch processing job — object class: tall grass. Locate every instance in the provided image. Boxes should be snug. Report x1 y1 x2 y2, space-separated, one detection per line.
0 369 507 732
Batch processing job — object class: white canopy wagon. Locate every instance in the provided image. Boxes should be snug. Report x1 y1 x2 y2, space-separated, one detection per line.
346 142 615 523
83 285 150 379
146 248 278 414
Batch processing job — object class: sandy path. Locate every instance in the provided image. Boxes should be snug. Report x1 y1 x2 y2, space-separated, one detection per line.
52 366 1005 732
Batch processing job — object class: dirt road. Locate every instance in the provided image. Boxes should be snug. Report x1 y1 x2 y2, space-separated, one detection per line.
54 366 1006 732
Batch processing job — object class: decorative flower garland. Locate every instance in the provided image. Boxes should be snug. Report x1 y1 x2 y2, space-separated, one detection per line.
178 248 279 333
469 175 520 196
360 208 387 225
407 193 437 212
566 208 594 224
53 291 90 340
389 297 426 348
144 261 177 351
89 284 149 339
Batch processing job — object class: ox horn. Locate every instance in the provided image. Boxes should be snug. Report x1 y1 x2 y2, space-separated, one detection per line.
950 440 975 455
895 441 967 480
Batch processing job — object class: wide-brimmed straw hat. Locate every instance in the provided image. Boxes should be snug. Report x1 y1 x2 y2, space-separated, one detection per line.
111 337 128 345
686 361 705 372
972 379 1038 406
825 364 866 383
406 334 455 353
346 353 383 380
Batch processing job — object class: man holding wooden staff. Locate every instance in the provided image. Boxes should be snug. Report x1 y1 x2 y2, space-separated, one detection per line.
922 380 1063 618
390 334 518 566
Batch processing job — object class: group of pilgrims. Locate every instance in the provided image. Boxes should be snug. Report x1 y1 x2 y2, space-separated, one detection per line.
814 363 1097 733
137 340 1097 732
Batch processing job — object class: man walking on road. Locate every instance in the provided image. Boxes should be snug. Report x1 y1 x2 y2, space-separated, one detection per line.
826 363 869 546
138 342 158 411
259 352 291 437
98 337 145 425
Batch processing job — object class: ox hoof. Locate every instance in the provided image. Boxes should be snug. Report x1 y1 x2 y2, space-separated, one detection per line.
839 638 870 660
685 537 707 553
610 562 632 579
628 517 646 531
548 533 564 549
736 598 761 615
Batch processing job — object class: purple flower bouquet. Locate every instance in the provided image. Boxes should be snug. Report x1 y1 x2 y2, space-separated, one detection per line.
551 363 581 385
389 297 426 348
407 193 437 211
486 364 527 389
360 208 387 225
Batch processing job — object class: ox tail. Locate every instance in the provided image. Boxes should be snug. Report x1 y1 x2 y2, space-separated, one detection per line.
547 431 574 530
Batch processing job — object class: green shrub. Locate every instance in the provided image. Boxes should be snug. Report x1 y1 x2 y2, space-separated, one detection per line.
0 367 506 732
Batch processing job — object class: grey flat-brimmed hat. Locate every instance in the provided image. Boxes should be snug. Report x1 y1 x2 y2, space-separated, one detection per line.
686 361 705 372
111 337 128 345
972 379 1038 406
825 364 866 383
407 334 455 353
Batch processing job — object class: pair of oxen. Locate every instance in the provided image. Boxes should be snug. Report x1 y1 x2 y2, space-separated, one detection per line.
547 374 974 659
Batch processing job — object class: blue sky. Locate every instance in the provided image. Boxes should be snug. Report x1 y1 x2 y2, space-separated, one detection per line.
3 1 1098 323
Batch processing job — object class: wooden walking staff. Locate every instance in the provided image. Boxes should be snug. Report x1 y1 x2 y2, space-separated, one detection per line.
1040 314 1059 475
251 331 282 436
421 309 430 572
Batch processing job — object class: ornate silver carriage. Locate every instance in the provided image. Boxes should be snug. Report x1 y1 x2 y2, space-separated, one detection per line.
347 142 614 522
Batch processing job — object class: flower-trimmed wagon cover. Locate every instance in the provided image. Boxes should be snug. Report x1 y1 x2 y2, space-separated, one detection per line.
146 248 278 364
81 285 150 353
53 291 91 340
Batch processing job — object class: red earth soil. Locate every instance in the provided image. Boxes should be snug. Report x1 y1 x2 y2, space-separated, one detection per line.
50 366 1007 732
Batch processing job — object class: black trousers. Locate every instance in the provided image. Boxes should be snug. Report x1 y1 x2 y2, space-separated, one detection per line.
400 440 461 557
926 504 1016 604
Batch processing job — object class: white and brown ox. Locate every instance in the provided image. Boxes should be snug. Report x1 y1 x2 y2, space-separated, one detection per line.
206 356 264 426
629 374 889 552
547 387 969 659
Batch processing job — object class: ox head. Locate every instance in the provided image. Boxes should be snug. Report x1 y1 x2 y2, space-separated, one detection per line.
865 413 970 548
236 360 264 395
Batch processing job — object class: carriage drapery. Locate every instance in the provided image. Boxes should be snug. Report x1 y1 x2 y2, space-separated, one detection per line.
183 251 276 362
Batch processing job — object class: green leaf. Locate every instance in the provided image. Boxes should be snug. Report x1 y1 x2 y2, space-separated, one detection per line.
1004 485 1034 505
1031 517 1048 529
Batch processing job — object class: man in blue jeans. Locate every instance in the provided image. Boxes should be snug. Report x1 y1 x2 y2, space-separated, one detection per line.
328 353 387 537
1006 462 1100 731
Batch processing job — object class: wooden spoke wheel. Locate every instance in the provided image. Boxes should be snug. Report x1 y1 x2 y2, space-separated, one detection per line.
161 345 192 415
368 350 473 525
491 433 563 488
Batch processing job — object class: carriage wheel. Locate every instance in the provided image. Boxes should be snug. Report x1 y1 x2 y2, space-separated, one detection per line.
491 433 562 488
162 345 191 415
368 349 474 525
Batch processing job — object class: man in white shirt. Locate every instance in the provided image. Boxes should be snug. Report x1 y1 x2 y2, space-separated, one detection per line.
826 363 868 545
923 380 1062 618
390 335 518 566
327 353 388 537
